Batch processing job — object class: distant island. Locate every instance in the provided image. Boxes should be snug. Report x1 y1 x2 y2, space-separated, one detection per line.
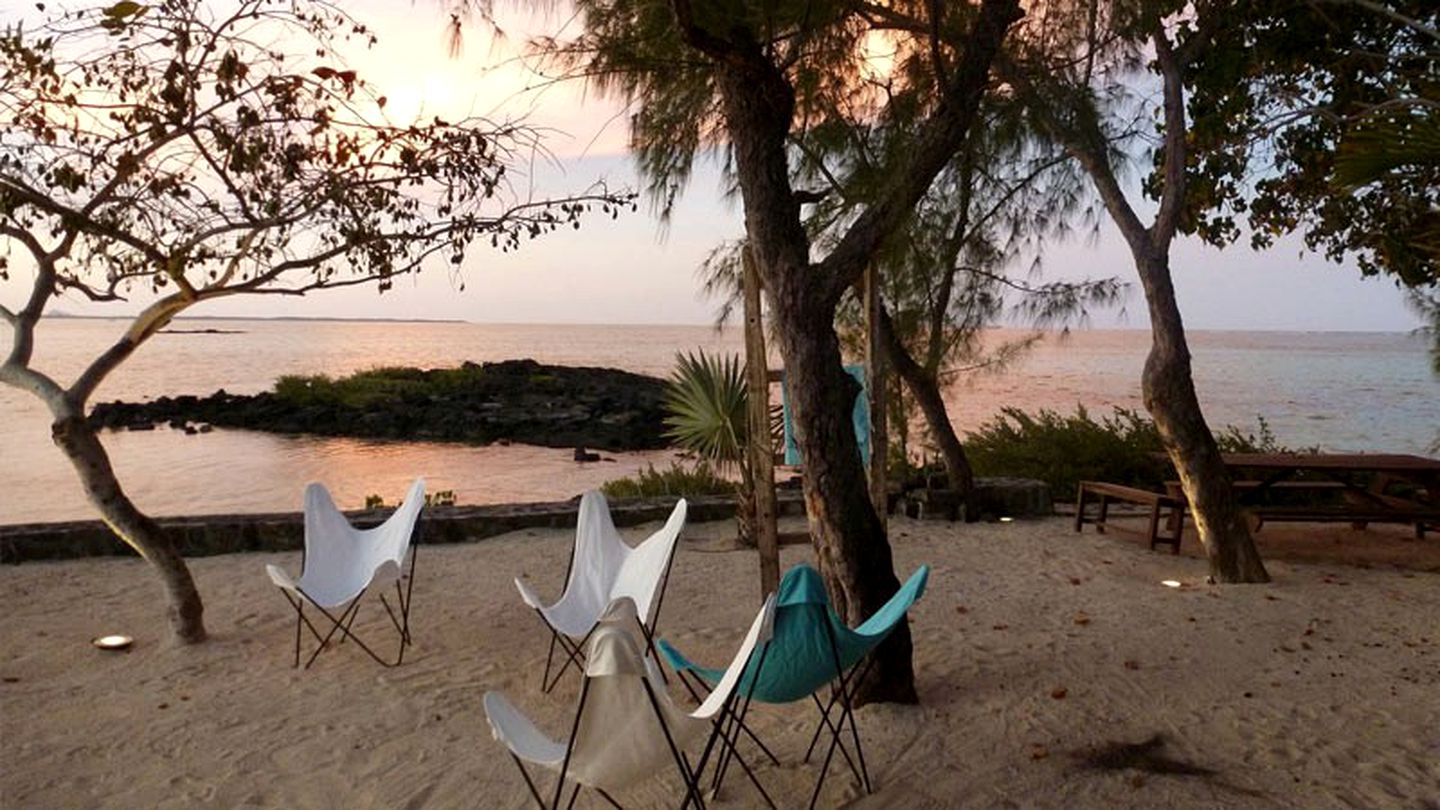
50 312 467 324
87 359 670 451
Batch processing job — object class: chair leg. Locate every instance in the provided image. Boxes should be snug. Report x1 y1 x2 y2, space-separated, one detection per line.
293 599 303 668
641 679 706 810
541 633 559 691
509 754 548 810
635 616 669 685
544 628 593 694
552 679 590 810
806 622 872 810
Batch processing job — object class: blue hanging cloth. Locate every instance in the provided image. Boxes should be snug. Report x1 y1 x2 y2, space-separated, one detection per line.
780 365 870 466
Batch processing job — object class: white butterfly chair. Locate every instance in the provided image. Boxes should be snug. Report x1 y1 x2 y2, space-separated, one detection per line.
485 595 777 810
516 490 687 692
265 478 425 668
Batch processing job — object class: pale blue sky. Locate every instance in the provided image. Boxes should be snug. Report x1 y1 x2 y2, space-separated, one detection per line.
0 1 1423 332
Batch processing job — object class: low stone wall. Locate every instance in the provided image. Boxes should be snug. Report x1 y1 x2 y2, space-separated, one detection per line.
0 492 808 564
0 477 1054 564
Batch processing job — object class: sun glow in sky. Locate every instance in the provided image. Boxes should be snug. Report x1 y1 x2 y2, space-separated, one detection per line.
0 1 1424 331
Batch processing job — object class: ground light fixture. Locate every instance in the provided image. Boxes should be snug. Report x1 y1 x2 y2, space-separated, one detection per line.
998 516 1015 523
92 635 134 651
1161 580 1183 588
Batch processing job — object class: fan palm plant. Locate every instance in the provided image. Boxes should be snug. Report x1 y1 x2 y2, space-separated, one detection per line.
663 350 762 546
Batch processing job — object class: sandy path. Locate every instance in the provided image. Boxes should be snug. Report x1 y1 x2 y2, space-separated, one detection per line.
2 516 1437 808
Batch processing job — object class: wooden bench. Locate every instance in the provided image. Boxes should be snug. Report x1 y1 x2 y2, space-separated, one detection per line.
1074 481 1185 553
1165 480 1437 538
1244 505 1440 539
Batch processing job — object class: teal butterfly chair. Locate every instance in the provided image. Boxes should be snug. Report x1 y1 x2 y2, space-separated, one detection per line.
659 563 929 809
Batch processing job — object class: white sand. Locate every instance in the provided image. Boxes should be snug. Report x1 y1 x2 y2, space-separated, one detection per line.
3 516 1437 809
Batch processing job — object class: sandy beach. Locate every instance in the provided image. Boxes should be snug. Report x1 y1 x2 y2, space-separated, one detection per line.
2 514 1437 809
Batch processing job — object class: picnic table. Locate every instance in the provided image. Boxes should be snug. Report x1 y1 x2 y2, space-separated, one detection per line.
1169 453 1440 539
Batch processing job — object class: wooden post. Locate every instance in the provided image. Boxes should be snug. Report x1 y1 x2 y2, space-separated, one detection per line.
864 263 888 528
743 246 780 597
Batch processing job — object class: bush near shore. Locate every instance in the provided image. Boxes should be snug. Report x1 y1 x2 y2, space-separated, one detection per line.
965 406 1313 501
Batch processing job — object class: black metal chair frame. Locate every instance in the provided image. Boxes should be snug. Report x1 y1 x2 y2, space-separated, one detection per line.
277 522 422 669
675 618 874 810
673 641 778 809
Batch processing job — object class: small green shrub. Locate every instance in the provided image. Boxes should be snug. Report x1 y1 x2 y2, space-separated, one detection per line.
364 493 387 510
601 461 735 499
425 490 457 507
272 365 490 409
964 407 1309 501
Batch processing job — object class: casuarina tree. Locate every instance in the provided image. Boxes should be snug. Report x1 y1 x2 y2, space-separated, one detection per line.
489 0 1025 703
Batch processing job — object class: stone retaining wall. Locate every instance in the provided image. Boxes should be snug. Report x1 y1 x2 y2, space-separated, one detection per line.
0 492 808 564
0 477 1054 564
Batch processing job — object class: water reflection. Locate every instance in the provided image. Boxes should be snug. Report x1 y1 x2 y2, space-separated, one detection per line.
8 427 684 524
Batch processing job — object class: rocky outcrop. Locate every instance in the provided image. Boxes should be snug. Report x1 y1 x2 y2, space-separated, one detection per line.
87 359 671 451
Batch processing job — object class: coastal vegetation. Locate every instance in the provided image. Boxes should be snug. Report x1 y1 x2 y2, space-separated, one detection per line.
964 408 1309 502
0 1 628 643
599 461 734 500
660 350 782 547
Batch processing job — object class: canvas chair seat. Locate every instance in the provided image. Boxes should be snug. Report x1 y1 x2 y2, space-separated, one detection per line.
659 563 930 808
516 490 687 692
265 478 425 668
486 595 778 809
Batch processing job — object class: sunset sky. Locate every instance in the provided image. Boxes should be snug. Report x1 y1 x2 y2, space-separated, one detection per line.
0 0 1423 332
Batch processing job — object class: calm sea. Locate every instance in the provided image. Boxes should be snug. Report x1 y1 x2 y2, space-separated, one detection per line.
1 320 1435 525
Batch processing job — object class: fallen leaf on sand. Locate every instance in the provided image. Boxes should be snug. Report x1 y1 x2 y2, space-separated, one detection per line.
1068 577 1083 586
1051 687 1068 700
956 606 969 614
1029 744 1050 760
1123 660 1140 670
1073 613 1091 626
992 624 1009 631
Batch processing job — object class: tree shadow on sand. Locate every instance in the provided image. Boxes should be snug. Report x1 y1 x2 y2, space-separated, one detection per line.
1070 733 1272 801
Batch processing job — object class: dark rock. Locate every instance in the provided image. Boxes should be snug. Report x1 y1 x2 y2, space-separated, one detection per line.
974 477 1053 518
87 359 672 452
573 446 602 462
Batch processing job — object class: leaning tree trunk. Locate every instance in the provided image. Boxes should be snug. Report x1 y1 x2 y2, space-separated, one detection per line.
773 293 918 705
716 57 917 705
52 413 208 642
1136 257 1269 583
877 308 978 519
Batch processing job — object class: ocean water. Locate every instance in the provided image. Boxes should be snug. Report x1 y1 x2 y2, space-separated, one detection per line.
0 320 1434 524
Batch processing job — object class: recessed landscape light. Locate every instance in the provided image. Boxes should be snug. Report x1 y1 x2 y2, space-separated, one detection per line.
998 516 1014 523
92 635 133 651
1161 580 1182 588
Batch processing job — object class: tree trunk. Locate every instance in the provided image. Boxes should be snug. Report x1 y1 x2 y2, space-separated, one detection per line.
51 413 208 642
772 295 918 705
877 307 978 518
716 58 917 705
1135 255 1269 583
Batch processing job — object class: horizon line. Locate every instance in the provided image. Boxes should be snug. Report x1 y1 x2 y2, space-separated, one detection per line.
39 313 1426 336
